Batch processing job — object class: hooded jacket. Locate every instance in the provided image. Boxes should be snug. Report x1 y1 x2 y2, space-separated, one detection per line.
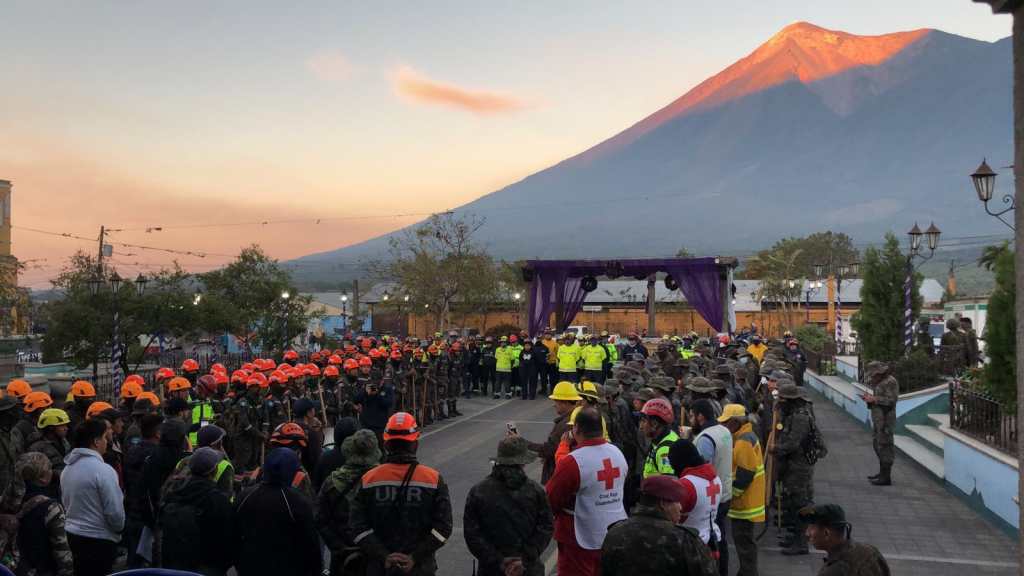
60 448 125 542
159 476 235 574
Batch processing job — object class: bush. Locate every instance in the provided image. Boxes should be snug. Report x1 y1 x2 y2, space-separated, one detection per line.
892 349 942 394
983 246 1015 409
484 323 521 339
793 325 828 353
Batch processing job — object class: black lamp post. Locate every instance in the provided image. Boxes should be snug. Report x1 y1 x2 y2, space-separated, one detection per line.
902 222 941 354
971 159 1015 230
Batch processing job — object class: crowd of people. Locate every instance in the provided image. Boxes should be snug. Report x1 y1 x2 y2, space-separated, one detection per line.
0 328 894 576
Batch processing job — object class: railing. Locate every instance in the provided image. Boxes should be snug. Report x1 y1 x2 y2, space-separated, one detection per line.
949 379 1017 456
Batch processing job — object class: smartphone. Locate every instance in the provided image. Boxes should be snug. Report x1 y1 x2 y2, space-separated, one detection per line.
506 422 518 435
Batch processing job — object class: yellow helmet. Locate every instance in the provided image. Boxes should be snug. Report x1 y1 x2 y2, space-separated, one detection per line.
579 381 601 401
37 408 71 429
549 381 582 402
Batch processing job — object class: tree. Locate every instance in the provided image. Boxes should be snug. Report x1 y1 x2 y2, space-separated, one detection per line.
981 244 1014 407
378 213 487 331
741 232 859 280
851 233 922 363
200 245 315 354
751 248 805 331
675 247 695 258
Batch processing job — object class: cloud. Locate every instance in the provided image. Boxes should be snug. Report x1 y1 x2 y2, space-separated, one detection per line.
306 50 353 82
393 65 528 115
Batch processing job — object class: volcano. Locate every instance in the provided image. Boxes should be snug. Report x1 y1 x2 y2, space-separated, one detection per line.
290 22 1012 280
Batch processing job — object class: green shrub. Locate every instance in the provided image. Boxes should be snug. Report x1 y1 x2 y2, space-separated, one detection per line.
793 324 828 353
892 349 941 394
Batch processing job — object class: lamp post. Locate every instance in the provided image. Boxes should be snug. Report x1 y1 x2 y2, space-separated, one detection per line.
902 222 941 354
280 290 291 354
813 259 860 341
971 159 1015 230
88 271 147 392
513 292 522 329
804 280 823 323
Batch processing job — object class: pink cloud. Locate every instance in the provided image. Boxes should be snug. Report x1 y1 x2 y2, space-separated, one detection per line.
393 65 528 115
306 50 353 82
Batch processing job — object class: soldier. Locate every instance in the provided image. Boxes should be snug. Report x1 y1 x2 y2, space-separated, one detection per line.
14 451 74 576
603 474 718 576
316 429 382 576
28 408 72 498
447 342 465 416
228 378 266 473
772 382 817 556
463 436 553 576
861 362 898 486
940 318 969 372
801 504 891 576
0 395 25 559
349 412 453 576
480 336 497 397
960 317 981 366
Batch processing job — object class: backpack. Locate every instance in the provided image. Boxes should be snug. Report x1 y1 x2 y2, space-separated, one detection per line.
158 499 202 571
802 408 828 465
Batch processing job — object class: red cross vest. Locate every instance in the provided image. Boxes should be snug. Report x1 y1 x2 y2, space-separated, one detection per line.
679 464 723 544
568 442 628 549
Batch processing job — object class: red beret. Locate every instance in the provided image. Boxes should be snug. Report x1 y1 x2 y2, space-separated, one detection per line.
641 475 688 503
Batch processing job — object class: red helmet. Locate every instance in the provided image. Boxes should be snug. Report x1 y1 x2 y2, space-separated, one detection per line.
155 367 176 381
269 371 289 385
304 364 321 377
343 358 359 371
241 362 256 372
359 338 372 350
358 356 373 368
390 350 403 360
210 363 227 375
197 374 219 396
451 341 462 352
384 412 420 442
124 374 146 389
641 398 675 424
181 359 200 373
310 352 322 362
270 422 308 448
277 363 292 372
245 376 264 389
323 365 340 377
343 344 356 354
250 372 268 387
368 349 382 359
718 334 731 345
213 373 230 389
231 369 250 384
328 354 343 366
509 335 518 344
283 350 299 361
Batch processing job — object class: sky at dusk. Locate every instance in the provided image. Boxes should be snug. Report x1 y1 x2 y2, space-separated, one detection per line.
2 1 1011 288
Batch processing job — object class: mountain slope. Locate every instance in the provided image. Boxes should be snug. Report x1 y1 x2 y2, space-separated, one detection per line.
290 23 1012 282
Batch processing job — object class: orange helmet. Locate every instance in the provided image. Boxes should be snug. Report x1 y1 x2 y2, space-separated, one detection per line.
360 338 372 350
231 369 250 384
269 371 289 385
86 401 115 420
23 391 53 413
241 362 255 372
181 359 200 373
120 380 144 400
328 354 343 366
6 379 32 399
277 363 292 372
323 365 340 377
167 377 192 392
283 350 299 361
390 350 403 361
210 363 227 375
310 351 322 362
358 356 373 368
124 374 146 388
343 344 356 354
71 380 96 399
270 422 308 448
137 391 161 406
368 348 382 360
304 364 321 377
250 372 268 387
213 373 230 388
245 377 264 389
343 359 359 371
384 412 420 442
155 367 176 381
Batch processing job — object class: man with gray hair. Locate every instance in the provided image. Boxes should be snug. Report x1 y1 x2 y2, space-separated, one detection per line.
15 451 74 576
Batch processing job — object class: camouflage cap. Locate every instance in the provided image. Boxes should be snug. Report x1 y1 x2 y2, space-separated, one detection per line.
650 376 677 393
494 435 536 466
799 504 847 527
603 380 622 396
342 429 382 468
864 361 891 377
708 379 728 391
626 361 645 371
797 387 814 403
777 382 802 400
685 376 716 393
635 388 656 403
713 364 733 377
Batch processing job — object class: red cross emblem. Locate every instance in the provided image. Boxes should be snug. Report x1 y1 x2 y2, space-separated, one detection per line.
596 458 621 490
706 481 721 506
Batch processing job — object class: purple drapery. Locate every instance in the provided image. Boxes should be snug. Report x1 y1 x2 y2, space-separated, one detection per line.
526 258 726 335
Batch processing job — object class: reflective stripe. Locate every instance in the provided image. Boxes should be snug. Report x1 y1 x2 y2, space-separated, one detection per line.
728 506 766 520
431 529 447 544
732 487 746 498
353 529 374 543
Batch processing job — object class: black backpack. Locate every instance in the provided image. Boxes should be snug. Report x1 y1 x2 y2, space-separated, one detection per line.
802 408 828 465
158 499 203 571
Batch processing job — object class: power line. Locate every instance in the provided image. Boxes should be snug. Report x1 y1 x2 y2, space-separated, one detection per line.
14 225 235 258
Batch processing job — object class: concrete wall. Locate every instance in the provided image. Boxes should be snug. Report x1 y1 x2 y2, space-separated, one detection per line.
805 371 948 427
942 427 1019 532
835 356 859 381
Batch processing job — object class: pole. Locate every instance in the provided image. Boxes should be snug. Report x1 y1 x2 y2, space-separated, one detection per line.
647 274 656 336
826 275 836 336
903 258 914 355
1012 10 1024 562
93 225 105 384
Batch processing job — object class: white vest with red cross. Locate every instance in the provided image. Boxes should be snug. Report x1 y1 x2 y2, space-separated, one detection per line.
680 472 723 544
569 442 628 549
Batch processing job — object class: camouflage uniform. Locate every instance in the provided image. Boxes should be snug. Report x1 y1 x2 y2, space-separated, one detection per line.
818 541 891 576
15 488 74 576
26 436 70 495
262 394 289 435
0 398 25 567
11 418 40 460
227 392 264 473
315 430 381 576
865 362 898 485
433 355 450 419
773 385 815 554
601 504 717 576
446 352 464 417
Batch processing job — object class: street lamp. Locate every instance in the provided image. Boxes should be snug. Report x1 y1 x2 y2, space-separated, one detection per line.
134 274 148 297
340 294 348 332
907 222 941 261
902 221 942 355
971 159 1015 230
88 276 103 297
109 273 122 294
382 292 390 302
281 290 291 300
403 295 410 302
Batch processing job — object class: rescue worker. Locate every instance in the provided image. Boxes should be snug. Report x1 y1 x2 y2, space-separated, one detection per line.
526 382 581 484
582 336 608 384
801 504 891 576
463 436 553 576
508 335 523 397
640 398 679 478
557 333 581 383
14 390 52 457
540 331 559 395
546 408 627 576
190 374 218 448
746 336 767 363
601 475 717 576
165 376 193 402
349 412 454 576
316 429 382 576
720 404 765 576
861 362 898 486
66 380 96 437
773 382 817 556
28 408 72 498
691 398 733 576
495 336 513 399
118 376 145 417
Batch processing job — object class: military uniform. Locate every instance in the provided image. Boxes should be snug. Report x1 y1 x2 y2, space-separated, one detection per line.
27 436 70 496
446 352 464 416
0 398 25 564
16 487 75 576
818 541 891 576
227 393 264 473
315 430 381 576
865 362 898 485
773 385 816 554
601 505 717 576
11 418 40 459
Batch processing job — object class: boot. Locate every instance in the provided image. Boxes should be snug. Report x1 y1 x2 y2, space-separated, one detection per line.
870 464 892 486
867 466 881 480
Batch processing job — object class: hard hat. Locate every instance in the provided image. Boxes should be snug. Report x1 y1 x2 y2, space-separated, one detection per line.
369 349 382 359
137 391 161 406
270 422 308 448
277 363 292 372
549 381 583 402
509 335 519 343
124 374 146 388
210 363 227 375
390 350 403 360
23 391 53 413
37 408 71 429
304 364 321 377
167 377 192 392
358 356 373 367
213 373 230 388
343 358 359 371
71 380 96 399
344 344 356 353
283 350 299 361
231 369 250 384
427 345 440 356
323 365 340 377
641 398 674 424
579 381 602 402
717 403 747 423
197 374 219 395
156 367 176 381
384 412 420 442
6 379 32 399
328 354 343 366
310 352 322 362
499 336 508 342
269 372 288 385
120 380 144 399
181 359 200 373
246 377 264 389
86 401 115 420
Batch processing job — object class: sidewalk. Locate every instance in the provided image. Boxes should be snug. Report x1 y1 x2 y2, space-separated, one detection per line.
757 386 1019 576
